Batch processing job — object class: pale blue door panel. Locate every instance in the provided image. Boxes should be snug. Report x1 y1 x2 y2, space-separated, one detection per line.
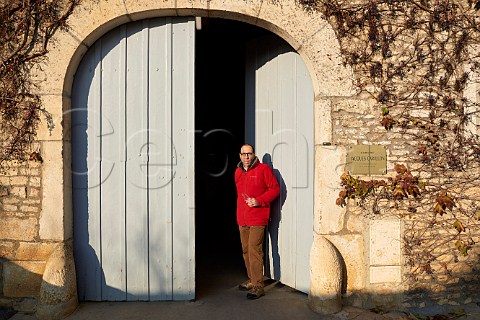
245 36 314 294
72 17 195 301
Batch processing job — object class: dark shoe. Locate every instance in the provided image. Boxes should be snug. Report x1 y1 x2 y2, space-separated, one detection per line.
246 286 265 300
238 280 253 291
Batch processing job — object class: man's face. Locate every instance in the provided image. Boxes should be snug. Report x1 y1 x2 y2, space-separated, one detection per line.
239 145 255 168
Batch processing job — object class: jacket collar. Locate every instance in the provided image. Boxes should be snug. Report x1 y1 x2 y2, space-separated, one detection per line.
237 156 259 171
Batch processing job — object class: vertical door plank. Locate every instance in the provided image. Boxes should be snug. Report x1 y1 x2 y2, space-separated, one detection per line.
256 44 275 153
72 42 103 301
88 42 104 301
125 20 150 301
148 17 174 300
100 26 127 300
171 18 195 300
294 56 314 293
277 50 297 288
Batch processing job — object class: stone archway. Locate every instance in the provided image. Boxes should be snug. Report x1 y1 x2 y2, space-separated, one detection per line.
33 1 354 317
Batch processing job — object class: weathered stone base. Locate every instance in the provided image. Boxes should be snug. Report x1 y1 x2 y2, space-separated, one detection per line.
35 241 77 320
308 235 343 314
36 295 77 320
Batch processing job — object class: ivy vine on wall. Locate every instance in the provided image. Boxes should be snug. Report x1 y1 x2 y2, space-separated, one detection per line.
0 0 79 170
299 0 480 281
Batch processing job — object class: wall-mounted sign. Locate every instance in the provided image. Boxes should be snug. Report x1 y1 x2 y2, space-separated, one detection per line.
347 145 386 175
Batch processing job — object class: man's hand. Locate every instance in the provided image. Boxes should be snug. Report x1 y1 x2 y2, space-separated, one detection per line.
246 197 258 207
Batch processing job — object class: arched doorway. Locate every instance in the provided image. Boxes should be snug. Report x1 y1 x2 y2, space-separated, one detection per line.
71 16 314 301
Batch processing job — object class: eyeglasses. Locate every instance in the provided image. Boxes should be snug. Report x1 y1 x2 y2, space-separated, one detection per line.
240 152 253 157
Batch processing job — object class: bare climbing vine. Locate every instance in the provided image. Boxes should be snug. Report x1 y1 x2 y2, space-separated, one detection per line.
299 0 480 281
0 0 79 170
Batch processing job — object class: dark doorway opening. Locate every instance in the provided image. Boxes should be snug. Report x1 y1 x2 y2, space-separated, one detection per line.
195 18 270 298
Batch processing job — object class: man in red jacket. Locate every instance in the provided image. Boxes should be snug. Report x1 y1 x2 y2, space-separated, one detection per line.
235 143 280 299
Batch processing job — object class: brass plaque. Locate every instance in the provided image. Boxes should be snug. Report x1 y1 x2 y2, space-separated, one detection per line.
347 145 386 175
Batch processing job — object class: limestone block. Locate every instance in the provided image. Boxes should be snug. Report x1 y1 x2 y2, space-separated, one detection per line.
255 1 321 50
2 205 19 212
346 213 365 234
205 1 261 25
0 217 37 241
0 174 10 185
19 167 41 176
62 0 132 48
26 177 40 189
332 97 376 115
315 99 333 144
308 234 343 314
62 141 73 241
125 0 177 15
30 57 71 97
12 297 38 313
40 141 65 241
60 102 72 145
160 0 206 16
28 188 41 198
22 200 41 206
8 176 28 186
326 234 366 291
314 145 346 234
35 95 65 142
20 206 41 213
127 8 179 21
0 185 8 197
1 165 20 176
369 219 401 266
0 241 16 260
3 261 46 297
36 241 78 320
15 243 57 261
299 23 356 98
369 266 402 284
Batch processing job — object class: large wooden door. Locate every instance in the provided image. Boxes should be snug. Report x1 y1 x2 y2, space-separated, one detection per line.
71 17 195 301
245 36 314 293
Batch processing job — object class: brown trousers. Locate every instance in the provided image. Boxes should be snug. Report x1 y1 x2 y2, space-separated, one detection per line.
239 226 265 287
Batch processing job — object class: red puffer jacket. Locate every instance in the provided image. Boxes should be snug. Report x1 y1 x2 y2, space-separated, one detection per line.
235 157 280 226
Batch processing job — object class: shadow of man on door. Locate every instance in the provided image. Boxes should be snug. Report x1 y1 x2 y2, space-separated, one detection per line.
261 153 287 281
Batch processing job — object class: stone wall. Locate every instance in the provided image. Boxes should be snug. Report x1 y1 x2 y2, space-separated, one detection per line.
402 214 480 309
0 145 60 313
330 92 480 310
